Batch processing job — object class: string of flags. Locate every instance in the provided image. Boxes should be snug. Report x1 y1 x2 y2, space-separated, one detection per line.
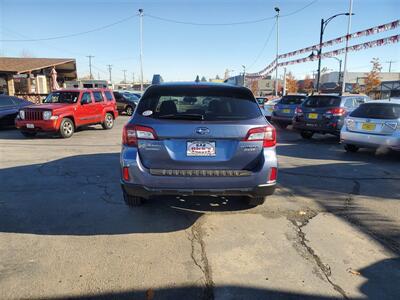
247 19 400 78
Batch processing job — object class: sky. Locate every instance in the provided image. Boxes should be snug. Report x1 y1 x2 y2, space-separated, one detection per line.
0 0 399 82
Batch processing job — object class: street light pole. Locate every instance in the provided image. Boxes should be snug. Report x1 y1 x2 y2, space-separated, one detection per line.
242 65 246 87
139 8 144 91
341 0 354 94
274 7 280 96
107 64 112 82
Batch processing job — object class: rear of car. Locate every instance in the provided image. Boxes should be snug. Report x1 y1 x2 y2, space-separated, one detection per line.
272 95 306 128
120 83 278 207
263 98 280 121
293 95 365 139
341 101 400 152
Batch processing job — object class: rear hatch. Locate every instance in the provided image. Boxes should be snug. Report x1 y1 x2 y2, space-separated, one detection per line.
346 102 400 135
131 85 271 170
301 95 342 124
275 95 306 117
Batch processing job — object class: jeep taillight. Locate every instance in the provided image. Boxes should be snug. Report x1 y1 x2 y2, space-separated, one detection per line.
122 124 157 146
243 125 276 148
326 107 346 117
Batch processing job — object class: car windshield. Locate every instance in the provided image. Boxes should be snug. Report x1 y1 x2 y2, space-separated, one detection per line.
350 103 400 119
280 95 306 105
137 87 262 121
303 96 341 108
44 92 79 104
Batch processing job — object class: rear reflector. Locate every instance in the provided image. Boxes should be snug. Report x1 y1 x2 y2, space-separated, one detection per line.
122 167 130 181
269 167 277 182
150 169 251 177
243 125 276 147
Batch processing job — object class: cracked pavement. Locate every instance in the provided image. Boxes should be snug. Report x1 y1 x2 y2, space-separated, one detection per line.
0 117 399 299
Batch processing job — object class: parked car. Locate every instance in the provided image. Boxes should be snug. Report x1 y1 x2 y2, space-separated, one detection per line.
263 98 280 121
114 91 139 116
120 82 278 207
271 94 307 128
341 99 400 152
15 89 118 138
292 94 369 139
0 95 32 127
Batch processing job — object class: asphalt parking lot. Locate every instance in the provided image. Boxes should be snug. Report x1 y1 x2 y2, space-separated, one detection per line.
0 116 399 300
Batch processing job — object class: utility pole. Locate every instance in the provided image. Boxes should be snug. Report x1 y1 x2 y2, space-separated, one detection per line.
385 60 396 72
139 8 144 91
282 67 287 96
132 72 135 84
342 0 354 94
86 55 94 79
107 64 112 82
122 70 127 84
242 65 246 87
274 7 280 96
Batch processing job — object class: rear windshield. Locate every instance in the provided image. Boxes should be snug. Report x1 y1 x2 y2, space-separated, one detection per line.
280 95 306 105
44 92 79 104
137 87 262 121
350 103 400 119
303 96 341 108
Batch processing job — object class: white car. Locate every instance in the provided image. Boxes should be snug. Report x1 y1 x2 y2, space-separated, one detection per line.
263 98 280 121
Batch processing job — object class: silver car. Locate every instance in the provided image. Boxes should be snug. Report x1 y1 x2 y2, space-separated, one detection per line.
341 99 400 152
120 82 278 207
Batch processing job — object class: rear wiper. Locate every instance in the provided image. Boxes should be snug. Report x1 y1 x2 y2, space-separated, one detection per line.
158 114 204 120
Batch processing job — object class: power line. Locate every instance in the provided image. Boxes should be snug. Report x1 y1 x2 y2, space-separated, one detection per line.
0 14 137 42
145 0 318 26
247 21 276 71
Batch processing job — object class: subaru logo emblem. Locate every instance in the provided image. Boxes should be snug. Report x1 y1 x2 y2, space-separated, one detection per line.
196 127 210 135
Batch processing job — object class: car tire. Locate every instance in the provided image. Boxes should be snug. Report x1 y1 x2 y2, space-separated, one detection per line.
21 131 37 138
123 191 144 207
246 196 266 207
125 105 134 116
102 113 114 130
344 144 359 153
300 131 314 139
59 118 74 138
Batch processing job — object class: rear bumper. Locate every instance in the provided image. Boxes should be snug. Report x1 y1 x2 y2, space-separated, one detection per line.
341 129 400 150
15 119 59 132
121 181 276 199
292 119 342 135
271 115 293 124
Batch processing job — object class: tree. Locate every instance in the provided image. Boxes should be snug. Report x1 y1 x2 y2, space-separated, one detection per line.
215 74 221 80
250 80 259 96
200 76 207 82
298 75 314 94
286 72 298 93
195 75 200 82
364 58 382 94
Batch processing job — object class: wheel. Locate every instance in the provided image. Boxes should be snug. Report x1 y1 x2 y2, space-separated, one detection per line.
21 131 37 138
59 118 74 138
245 196 266 207
344 144 359 153
300 131 314 139
102 113 114 130
125 105 134 116
123 191 144 207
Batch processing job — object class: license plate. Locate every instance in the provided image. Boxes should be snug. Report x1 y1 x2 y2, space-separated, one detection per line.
268 107 274 111
26 124 34 129
187 141 216 156
308 113 318 119
283 109 291 113
362 123 376 131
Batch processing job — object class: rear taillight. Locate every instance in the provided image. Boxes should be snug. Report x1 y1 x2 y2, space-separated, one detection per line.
122 167 130 181
326 107 346 117
295 107 303 115
269 167 277 182
122 124 157 146
243 125 276 147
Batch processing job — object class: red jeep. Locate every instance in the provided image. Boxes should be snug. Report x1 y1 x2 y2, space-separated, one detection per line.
15 89 118 138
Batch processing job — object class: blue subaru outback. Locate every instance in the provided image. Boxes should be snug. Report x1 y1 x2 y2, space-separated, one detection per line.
120 82 278 207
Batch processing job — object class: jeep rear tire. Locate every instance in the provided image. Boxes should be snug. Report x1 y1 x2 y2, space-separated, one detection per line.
300 131 314 139
123 191 144 207
246 196 266 207
102 113 114 130
59 118 74 138
21 131 37 138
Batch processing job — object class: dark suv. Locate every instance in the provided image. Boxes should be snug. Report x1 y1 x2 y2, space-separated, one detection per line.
292 94 369 139
271 94 307 128
114 91 140 116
